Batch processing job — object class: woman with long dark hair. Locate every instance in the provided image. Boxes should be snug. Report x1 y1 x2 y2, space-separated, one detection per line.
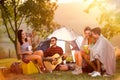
17 29 45 73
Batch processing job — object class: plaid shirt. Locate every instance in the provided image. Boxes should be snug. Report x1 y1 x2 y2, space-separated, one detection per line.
44 46 63 57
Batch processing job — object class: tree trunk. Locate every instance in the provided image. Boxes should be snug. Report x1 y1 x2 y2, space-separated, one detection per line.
14 41 20 59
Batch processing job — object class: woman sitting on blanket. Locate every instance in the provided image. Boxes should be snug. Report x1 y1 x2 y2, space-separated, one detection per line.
17 29 45 73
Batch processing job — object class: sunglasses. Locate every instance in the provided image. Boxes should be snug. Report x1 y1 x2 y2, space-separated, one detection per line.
51 39 56 42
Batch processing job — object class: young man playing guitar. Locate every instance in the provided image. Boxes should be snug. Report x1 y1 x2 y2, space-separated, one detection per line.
43 37 69 72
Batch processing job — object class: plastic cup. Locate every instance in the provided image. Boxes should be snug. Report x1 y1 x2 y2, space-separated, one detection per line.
28 46 32 51
83 45 89 54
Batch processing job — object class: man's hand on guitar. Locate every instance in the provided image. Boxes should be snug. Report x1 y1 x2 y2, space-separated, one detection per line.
51 59 58 65
62 53 68 60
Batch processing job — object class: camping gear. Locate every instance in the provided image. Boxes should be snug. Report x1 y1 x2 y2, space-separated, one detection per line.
48 27 77 41
10 62 22 74
36 39 50 52
21 61 39 74
37 27 83 62
48 27 83 53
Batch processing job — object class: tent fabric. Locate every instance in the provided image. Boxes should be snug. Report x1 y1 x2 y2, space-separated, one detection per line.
47 27 83 52
48 27 83 62
37 27 83 62
48 27 78 41
75 36 84 49
56 40 66 53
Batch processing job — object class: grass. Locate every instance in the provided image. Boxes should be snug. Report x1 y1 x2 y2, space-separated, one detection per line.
15 59 120 80
0 58 19 68
1 58 120 80
25 71 115 80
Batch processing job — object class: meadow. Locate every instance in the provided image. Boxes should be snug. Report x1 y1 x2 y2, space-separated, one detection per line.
2 58 120 80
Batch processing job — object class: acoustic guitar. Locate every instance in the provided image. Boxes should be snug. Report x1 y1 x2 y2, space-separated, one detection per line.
43 54 63 72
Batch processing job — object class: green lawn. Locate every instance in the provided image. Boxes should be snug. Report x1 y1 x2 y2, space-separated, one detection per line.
0 58 18 68
1 58 120 80
14 59 120 80
25 71 114 80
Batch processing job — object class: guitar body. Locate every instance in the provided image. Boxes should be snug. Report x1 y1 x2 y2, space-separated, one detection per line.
43 54 62 71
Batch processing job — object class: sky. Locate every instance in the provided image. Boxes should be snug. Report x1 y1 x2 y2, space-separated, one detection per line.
53 0 119 34
54 0 100 34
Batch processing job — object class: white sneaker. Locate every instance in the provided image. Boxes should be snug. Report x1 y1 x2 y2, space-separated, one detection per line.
91 71 101 77
88 71 96 75
72 65 82 75
72 67 82 75
72 69 82 75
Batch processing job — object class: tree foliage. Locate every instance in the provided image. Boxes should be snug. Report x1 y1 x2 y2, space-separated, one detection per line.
84 0 120 39
0 0 59 59
0 0 25 59
19 0 59 38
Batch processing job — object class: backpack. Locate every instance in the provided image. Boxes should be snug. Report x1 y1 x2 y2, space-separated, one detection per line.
10 62 22 74
36 39 50 52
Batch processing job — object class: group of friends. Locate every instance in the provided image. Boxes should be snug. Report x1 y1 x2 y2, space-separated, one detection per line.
17 27 116 77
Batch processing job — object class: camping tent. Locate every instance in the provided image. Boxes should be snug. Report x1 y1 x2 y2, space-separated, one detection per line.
48 27 77 41
37 27 83 62
47 27 83 62
47 27 83 51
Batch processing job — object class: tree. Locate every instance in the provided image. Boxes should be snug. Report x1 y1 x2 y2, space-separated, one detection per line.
0 0 25 59
0 0 58 59
84 0 120 39
100 11 120 39
19 0 59 39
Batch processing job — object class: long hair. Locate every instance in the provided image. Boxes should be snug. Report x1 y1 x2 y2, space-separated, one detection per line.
18 29 27 45
84 26 93 44
18 29 23 45
84 26 91 32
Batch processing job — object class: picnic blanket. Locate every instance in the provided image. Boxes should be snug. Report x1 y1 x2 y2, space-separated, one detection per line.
90 35 116 75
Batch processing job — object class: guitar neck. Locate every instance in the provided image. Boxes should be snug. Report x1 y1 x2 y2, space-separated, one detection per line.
43 57 53 61
43 54 64 61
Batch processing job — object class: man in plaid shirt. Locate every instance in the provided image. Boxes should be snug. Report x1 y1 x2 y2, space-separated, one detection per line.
43 37 69 71
44 37 63 57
